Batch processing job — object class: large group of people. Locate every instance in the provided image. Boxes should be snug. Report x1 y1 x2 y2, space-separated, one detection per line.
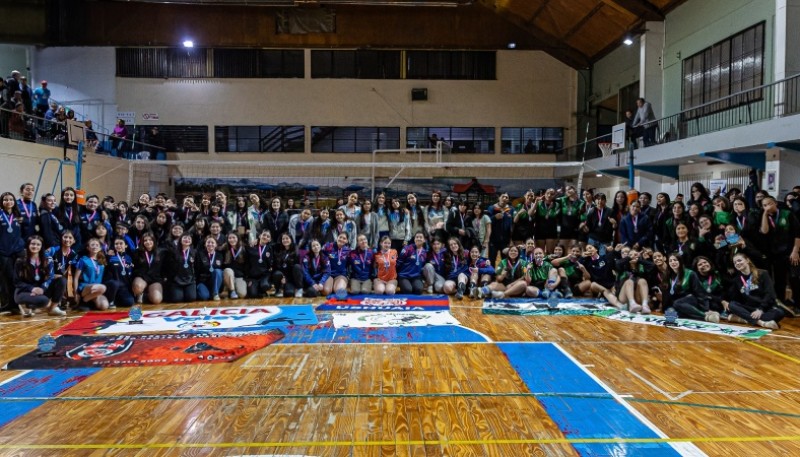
0 181 797 330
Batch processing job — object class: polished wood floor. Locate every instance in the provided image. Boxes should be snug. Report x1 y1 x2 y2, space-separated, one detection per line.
1 297 799 456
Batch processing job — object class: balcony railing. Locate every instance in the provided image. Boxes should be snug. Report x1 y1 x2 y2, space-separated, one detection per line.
559 73 800 162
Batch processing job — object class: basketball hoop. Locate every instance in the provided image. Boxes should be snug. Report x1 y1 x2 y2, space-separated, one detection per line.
598 142 614 158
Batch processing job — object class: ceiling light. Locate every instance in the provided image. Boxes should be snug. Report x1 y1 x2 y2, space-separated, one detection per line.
623 37 634 46
596 173 603 177
687 159 695 163
183 40 194 48
507 42 516 49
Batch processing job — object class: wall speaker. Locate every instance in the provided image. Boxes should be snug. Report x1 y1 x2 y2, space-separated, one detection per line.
411 88 428 101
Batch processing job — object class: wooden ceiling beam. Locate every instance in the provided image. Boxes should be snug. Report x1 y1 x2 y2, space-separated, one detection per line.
527 0 552 24
477 0 590 68
601 0 663 21
561 2 604 41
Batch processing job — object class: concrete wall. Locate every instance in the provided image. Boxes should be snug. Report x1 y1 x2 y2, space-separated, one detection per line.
113 49 577 156
591 42 640 108
0 45 30 80
662 0 775 115
31 47 118 132
0 138 130 201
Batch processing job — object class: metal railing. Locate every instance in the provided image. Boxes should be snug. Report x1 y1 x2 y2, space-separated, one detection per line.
558 73 800 162
0 106 165 160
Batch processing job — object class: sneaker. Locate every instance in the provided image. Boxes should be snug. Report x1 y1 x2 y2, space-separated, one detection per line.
704 311 720 323
19 305 33 318
727 314 748 325
455 290 464 300
48 307 67 317
427 285 433 294
539 289 551 299
230 291 239 299
641 303 651 315
108 302 116 310
479 286 490 299
469 287 477 299
213 295 221 301
335 288 347 300
491 290 505 299
136 294 144 304
275 291 284 298
629 303 643 314
760 320 780 330
295 290 303 298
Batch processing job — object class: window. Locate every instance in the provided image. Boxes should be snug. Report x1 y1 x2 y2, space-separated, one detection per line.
311 127 400 153
311 50 401 79
213 49 303 78
117 48 303 78
406 127 495 154
501 128 564 154
406 51 496 80
681 22 764 114
142 125 209 153
215 126 305 153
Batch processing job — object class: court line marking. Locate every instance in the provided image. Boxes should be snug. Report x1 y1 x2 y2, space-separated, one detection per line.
0 316 79 326
0 370 31 387
764 333 800 341
627 369 693 401
552 343 707 456
0 435 798 450
742 340 800 364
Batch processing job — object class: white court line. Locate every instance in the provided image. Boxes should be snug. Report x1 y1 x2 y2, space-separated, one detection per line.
0 370 31 387
764 333 800 341
553 343 708 457
627 369 694 401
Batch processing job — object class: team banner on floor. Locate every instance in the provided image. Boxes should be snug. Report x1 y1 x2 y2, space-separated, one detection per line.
604 311 770 339
54 306 318 336
5 331 284 370
483 298 615 316
332 311 460 328
318 294 450 312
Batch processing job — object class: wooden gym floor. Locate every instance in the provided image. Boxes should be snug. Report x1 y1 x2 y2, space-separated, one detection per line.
0 297 799 456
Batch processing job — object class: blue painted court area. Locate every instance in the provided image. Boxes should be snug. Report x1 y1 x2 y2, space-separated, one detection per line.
499 343 688 457
0 368 100 428
279 323 488 344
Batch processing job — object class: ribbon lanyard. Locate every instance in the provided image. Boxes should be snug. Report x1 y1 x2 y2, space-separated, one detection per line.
258 244 267 260
66 208 73 222
737 216 745 230
19 200 31 219
740 275 751 293
359 250 367 266
632 215 638 233
337 246 345 264
382 251 391 270
768 215 776 229
90 258 100 275
31 259 40 280
119 254 128 271
208 251 216 268
313 256 320 271
670 275 679 294
87 210 97 223
182 248 191 265
510 259 519 277
460 213 466 228
707 275 713 292
1 211 14 232
231 246 242 260
145 251 153 267
597 208 603 223
415 247 423 265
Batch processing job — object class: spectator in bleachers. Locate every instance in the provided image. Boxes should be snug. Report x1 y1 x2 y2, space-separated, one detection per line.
32 80 50 118
19 76 33 114
110 119 129 154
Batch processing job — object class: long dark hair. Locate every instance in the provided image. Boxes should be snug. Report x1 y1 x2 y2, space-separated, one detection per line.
1 191 21 218
443 237 467 272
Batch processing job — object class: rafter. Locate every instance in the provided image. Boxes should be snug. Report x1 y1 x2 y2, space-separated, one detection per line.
562 2 604 41
476 0 591 68
601 0 663 21
527 0 552 25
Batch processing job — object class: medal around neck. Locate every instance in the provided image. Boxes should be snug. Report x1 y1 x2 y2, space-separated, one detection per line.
128 305 144 325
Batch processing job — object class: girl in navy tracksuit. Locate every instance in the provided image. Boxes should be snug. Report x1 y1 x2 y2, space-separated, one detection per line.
104 237 135 307
466 245 495 297
301 240 331 298
323 232 351 296
349 234 375 294
397 231 428 295
14 236 66 317
443 237 470 299
422 238 447 294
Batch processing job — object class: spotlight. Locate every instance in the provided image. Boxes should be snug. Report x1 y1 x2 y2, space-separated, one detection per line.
596 173 603 177
623 37 634 46
183 40 194 48
507 42 516 49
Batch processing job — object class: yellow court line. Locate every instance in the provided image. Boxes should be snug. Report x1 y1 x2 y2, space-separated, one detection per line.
742 339 800 364
1 435 799 449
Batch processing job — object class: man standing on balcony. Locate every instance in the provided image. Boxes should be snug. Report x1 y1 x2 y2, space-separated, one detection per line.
632 97 657 147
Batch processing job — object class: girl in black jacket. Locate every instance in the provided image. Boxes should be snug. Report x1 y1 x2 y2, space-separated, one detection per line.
722 253 784 329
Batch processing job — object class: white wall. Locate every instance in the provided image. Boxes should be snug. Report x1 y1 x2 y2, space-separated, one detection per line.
31 47 118 132
0 45 30 80
590 42 640 106
112 49 577 155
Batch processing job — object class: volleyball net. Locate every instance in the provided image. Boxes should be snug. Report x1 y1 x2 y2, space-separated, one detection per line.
126 156 585 204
